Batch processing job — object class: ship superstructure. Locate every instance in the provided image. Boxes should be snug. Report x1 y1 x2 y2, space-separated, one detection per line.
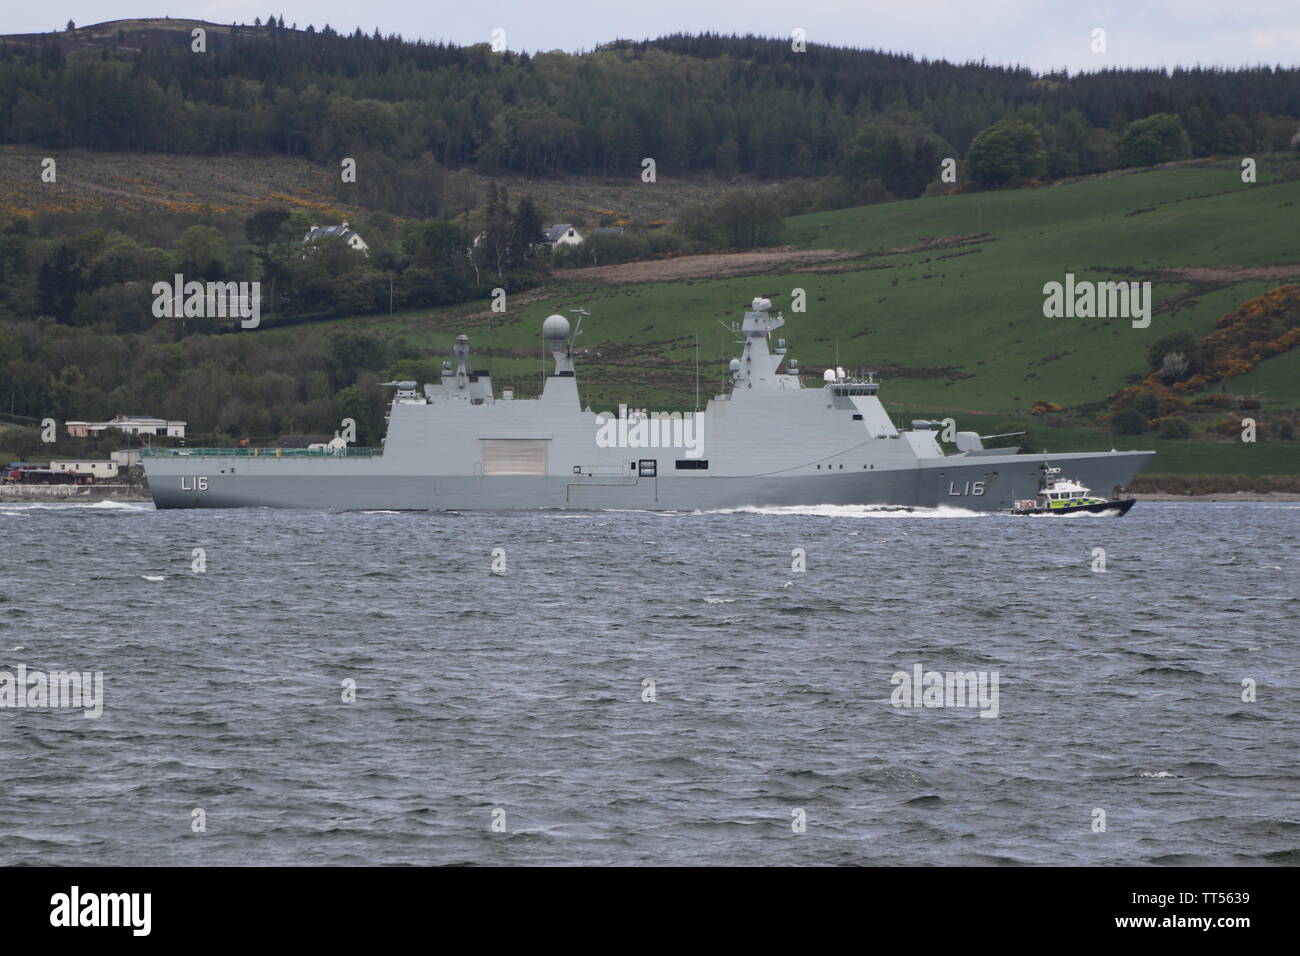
144 297 1154 510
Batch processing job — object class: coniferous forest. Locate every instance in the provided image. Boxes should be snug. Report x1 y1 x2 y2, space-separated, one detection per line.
2 26 1298 178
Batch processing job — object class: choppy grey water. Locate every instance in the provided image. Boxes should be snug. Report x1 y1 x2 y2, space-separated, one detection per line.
0 500 1296 866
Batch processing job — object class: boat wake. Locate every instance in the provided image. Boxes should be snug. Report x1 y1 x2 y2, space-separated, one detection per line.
699 503 987 519
1021 507 1127 518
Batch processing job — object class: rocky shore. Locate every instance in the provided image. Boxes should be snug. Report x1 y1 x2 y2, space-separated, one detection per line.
0 483 152 503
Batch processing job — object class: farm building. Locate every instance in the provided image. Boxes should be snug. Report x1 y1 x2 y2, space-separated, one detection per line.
303 222 370 255
65 414 186 438
543 224 583 249
50 460 120 480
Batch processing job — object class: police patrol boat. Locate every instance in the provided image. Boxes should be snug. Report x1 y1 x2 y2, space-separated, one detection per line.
1010 465 1137 516
143 296 1154 510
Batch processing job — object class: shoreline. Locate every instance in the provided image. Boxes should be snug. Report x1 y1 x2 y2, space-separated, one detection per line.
0 484 152 502
1130 492 1300 502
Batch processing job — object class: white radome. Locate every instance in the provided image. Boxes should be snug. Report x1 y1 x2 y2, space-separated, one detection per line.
543 314 570 340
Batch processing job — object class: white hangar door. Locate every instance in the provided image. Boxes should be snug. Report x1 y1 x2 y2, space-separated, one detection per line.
481 438 548 476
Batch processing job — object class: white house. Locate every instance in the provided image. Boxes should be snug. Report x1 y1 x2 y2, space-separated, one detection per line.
50 460 120 480
65 414 186 438
543 224 584 249
303 221 370 255
307 434 349 453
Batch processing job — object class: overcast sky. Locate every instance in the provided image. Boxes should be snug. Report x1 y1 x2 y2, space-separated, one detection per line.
9 1 1300 73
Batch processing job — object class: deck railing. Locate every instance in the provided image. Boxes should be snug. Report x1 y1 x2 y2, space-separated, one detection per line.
140 446 377 458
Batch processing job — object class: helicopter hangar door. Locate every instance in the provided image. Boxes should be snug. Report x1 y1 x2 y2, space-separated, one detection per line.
481 438 548 476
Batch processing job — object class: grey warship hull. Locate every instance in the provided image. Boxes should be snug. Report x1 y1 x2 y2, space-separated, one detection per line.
145 449 1152 511
144 298 1154 511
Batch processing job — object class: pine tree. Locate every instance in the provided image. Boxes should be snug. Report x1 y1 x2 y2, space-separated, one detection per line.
479 183 515 279
510 197 545 264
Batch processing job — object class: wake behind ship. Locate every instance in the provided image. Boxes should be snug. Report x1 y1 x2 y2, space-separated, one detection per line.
143 297 1153 510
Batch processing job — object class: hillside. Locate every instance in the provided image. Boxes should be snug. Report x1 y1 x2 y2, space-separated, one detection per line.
1 21 1298 480
283 161 1300 476
4 171 1299 480
0 18 247 51
4 19 1299 185
326 161 1300 393
0 145 754 225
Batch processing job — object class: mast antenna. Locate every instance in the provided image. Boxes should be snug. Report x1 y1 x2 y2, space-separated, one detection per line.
695 336 700 413
567 308 588 354
569 308 592 407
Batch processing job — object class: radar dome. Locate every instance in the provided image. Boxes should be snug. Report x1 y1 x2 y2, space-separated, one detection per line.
822 369 836 383
751 296 772 312
542 315 570 340
729 358 742 373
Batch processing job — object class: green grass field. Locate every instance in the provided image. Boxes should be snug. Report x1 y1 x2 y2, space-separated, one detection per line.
1227 344 1300 406
1023 422 1298 475
274 161 1300 476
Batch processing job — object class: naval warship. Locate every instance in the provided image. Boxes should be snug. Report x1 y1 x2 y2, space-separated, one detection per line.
143 297 1153 510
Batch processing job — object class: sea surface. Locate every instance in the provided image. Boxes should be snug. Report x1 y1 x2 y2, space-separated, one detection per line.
1 500 1296 866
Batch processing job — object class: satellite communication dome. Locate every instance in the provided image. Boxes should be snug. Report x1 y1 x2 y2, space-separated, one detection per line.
543 314 570 340
836 366 846 382
729 358 742 372
822 369 836 383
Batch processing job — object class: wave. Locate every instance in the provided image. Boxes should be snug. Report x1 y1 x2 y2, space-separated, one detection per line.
0 499 153 511
701 503 986 518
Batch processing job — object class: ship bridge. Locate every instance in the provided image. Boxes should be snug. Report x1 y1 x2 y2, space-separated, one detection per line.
729 298 803 391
